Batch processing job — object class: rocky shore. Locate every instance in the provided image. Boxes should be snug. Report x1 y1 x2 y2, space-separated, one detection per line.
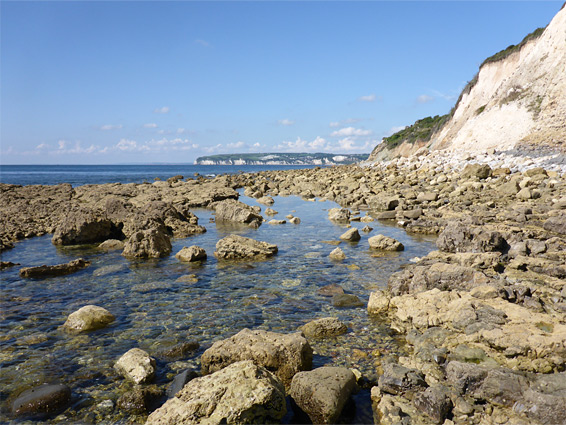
1 148 565 424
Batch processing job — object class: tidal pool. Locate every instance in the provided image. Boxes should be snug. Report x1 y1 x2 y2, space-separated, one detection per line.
0 193 436 424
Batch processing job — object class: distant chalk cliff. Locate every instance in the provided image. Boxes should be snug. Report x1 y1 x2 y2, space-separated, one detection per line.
194 153 368 165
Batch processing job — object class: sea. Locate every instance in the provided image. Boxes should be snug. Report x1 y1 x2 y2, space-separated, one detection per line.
0 163 437 424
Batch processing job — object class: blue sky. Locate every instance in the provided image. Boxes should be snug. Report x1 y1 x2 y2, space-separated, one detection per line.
1 1 562 164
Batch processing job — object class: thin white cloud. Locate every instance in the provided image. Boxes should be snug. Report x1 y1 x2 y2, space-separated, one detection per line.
195 39 211 47
177 128 185 134
358 94 376 102
417 94 434 104
154 106 170 114
384 126 407 137
330 127 372 137
35 143 49 150
278 119 295 126
275 135 373 153
100 124 123 131
329 122 340 128
144 123 158 128
431 89 458 101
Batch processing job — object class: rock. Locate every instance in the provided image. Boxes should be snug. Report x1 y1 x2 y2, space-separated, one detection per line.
257 196 275 205
268 219 286 225
329 247 346 261
175 246 207 262
361 225 373 232
214 235 278 260
214 199 263 228
368 196 399 211
264 208 278 215
403 208 423 219
166 369 199 398
290 367 357 424
63 305 115 333
317 283 345 297
417 192 438 203
300 317 348 338
11 383 72 417
413 385 452 423
436 221 506 253
146 361 286 425
290 217 301 224
114 348 156 384
98 239 124 250
156 341 200 361
499 180 520 195
378 363 427 396
543 214 566 235
200 328 312 388
19 258 91 278
368 235 404 251
377 211 397 220
516 187 532 200
332 294 365 308
52 207 119 245
367 290 390 314
340 228 361 242
461 163 492 180
122 228 172 258
520 373 566 424
328 208 350 222
1 261 19 270
117 386 162 414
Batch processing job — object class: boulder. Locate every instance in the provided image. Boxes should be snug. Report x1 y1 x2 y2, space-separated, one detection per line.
264 208 278 215
11 383 72 417
117 386 162 414
257 196 275 205
317 283 345 297
114 348 156 384
175 246 207 262
413 385 452 423
122 228 172 259
461 163 492 180
290 367 357 424
328 208 350 222
19 258 91 278
368 235 404 251
268 219 286 225
378 363 427 396
417 192 438 203
543 214 566 235
146 361 286 425
340 228 361 242
52 207 119 245
200 328 312 388
156 341 200 361
436 221 506 253
98 239 124 250
214 199 263 228
214 235 278 260
290 217 301 224
367 290 390 314
329 247 346 261
332 294 365 308
368 196 399 211
166 369 199 398
63 305 115 333
299 317 348 339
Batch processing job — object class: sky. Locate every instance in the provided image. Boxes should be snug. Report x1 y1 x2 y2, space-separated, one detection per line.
1 1 563 165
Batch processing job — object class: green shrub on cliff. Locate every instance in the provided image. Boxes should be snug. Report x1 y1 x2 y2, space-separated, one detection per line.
384 114 449 149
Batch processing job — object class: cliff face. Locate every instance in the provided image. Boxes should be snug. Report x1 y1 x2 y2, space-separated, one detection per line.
369 4 565 162
432 4 566 153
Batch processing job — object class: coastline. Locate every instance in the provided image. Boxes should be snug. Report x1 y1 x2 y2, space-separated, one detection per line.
1 150 565 424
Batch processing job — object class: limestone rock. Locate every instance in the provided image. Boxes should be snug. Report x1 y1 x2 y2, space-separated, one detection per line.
122 228 172 259
378 363 427 396
214 199 263 228
214 235 278 260
461 163 492 180
98 239 124 250
290 217 301 224
367 290 390 314
300 317 348 339
114 348 156 384
63 305 115 333
368 235 404 251
257 196 275 205
290 367 357 424
412 385 452 423
264 207 278 215
146 361 286 425
329 247 346 261
340 228 361 242
543 214 566 235
200 328 312 388
328 208 350 222
19 258 91 278
268 219 286 225
52 207 118 245
11 383 72 417
332 294 365 308
436 221 506 253
175 246 207 262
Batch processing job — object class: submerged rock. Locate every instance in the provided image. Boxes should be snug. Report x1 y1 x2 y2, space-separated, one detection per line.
146 361 286 425
300 317 348 339
11 383 72 418
63 305 115 333
19 258 91 278
329 247 346 261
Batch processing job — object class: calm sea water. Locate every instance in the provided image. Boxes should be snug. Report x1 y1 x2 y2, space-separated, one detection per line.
0 164 437 424
0 164 319 186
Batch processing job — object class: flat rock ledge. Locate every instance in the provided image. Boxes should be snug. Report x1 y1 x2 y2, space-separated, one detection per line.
290 367 357 424
63 305 115 333
146 360 286 425
200 328 312 389
19 258 91 278
214 234 278 261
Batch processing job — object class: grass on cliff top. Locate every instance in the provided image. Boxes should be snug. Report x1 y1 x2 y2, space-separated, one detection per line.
383 114 449 149
481 27 545 68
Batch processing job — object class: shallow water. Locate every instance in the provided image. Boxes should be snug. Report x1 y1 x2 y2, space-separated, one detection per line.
0 192 436 424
